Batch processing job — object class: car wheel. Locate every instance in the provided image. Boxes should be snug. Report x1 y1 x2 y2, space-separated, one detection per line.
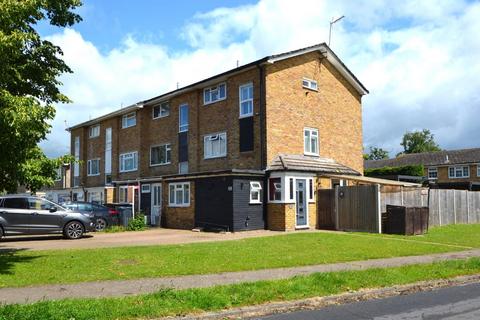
63 221 84 240
95 218 107 232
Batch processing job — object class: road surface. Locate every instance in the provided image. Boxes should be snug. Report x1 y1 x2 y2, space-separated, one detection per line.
261 282 480 319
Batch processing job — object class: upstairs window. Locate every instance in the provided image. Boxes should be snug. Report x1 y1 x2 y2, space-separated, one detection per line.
304 128 319 156
119 152 138 172
250 181 262 204
269 178 282 201
150 144 171 166
478 165 480 177
204 83 226 105
153 102 170 119
54 168 62 181
448 166 469 178
302 78 318 91
428 167 438 180
239 83 253 118
87 159 100 176
179 104 189 132
204 132 227 159
122 112 136 128
89 125 100 138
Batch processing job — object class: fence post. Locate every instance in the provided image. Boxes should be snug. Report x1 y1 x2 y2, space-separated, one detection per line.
438 190 442 226
334 185 339 230
466 191 470 224
453 190 457 224
375 184 382 234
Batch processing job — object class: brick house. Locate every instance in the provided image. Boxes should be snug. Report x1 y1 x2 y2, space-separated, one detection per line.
66 43 369 231
365 148 480 191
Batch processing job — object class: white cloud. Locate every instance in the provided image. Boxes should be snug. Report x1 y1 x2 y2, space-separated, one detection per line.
41 0 480 158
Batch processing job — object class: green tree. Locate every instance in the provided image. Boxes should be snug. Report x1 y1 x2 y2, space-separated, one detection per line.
0 0 82 193
364 147 389 160
398 129 441 156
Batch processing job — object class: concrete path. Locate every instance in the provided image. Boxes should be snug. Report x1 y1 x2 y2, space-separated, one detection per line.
1 249 480 305
0 228 281 251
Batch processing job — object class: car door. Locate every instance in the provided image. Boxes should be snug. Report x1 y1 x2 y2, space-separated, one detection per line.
0 197 31 234
27 198 65 233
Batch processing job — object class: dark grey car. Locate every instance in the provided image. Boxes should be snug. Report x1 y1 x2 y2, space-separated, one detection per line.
0 195 95 240
62 202 119 231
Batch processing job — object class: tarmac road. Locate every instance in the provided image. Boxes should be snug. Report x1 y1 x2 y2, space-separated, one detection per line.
261 282 480 320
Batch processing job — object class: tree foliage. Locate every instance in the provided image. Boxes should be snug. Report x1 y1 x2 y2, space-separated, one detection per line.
398 129 441 156
364 165 425 177
0 0 82 193
364 147 390 160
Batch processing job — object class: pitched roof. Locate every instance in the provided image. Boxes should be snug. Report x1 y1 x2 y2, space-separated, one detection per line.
268 154 361 175
68 43 368 130
364 148 480 169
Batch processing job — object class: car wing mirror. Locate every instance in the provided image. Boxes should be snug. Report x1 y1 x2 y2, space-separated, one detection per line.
49 207 58 213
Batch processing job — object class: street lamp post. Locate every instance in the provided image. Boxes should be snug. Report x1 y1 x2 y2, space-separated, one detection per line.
328 15 345 46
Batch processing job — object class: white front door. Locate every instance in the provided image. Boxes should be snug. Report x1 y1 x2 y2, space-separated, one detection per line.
151 183 162 226
296 179 308 227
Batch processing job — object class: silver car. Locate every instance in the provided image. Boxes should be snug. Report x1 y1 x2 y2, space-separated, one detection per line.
0 195 95 240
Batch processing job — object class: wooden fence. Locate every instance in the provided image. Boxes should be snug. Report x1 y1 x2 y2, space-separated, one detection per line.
428 189 480 226
336 185 381 233
317 185 480 234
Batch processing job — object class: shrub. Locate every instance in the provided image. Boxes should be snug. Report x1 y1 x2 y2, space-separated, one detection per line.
127 212 146 231
365 164 424 177
104 225 126 233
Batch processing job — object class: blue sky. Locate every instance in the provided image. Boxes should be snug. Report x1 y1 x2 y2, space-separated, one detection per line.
38 0 480 158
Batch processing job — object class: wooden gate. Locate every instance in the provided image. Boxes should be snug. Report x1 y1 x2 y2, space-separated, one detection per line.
317 189 335 229
337 185 381 233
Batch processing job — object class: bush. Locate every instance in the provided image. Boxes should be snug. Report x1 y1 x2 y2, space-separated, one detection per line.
127 212 146 231
365 164 424 177
104 225 126 233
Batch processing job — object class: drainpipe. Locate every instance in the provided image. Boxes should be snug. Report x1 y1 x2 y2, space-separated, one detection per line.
257 63 268 229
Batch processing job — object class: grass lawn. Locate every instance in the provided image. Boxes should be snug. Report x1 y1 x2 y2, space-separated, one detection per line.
2 224 479 288
1 258 480 320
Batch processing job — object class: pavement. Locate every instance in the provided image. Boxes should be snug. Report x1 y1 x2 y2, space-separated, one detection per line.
0 228 281 251
260 281 480 319
1 248 480 305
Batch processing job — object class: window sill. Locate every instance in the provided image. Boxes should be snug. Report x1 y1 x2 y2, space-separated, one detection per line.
168 204 190 208
239 114 254 119
295 226 310 230
204 155 227 160
249 201 262 205
150 162 171 167
302 86 318 92
152 115 170 120
87 174 101 177
88 136 99 139
119 169 138 173
304 152 319 157
121 125 136 129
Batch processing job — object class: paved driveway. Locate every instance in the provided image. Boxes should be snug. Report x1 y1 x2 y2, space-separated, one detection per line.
0 228 281 251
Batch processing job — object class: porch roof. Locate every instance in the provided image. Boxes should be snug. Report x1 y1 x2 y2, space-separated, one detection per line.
267 154 361 176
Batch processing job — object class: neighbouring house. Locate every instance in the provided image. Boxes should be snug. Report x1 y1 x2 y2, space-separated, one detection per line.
365 148 480 191
65 43 371 231
37 164 72 203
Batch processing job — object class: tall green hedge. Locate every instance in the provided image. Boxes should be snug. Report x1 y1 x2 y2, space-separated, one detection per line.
364 165 425 177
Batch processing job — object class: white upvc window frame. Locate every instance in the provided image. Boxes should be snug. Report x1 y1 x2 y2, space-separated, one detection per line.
152 101 170 119
54 168 62 181
141 184 151 193
302 78 318 91
203 132 227 159
179 103 189 132
304 128 319 156
427 167 438 180
87 158 101 176
477 165 480 177
203 82 227 105
269 172 316 204
119 186 129 203
121 112 136 129
168 182 190 207
178 161 188 174
448 165 470 179
119 151 138 173
249 181 262 204
239 82 253 118
89 124 100 138
150 143 171 166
